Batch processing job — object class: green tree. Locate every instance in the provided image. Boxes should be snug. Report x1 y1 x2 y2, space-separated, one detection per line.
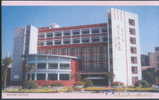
2 57 13 89
134 80 150 88
142 68 156 85
22 59 36 88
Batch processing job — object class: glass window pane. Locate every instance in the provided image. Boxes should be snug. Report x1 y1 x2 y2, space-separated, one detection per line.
101 27 107 33
129 19 135 26
92 37 100 42
37 73 45 80
54 40 61 45
54 31 62 37
82 38 89 43
46 41 53 46
81 29 89 34
63 31 70 36
48 63 58 69
47 32 53 38
37 63 46 69
63 39 70 44
72 30 80 36
48 74 58 80
129 28 136 35
31 73 35 80
73 38 80 44
92 28 99 34
60 64 70 69
59 74 70 80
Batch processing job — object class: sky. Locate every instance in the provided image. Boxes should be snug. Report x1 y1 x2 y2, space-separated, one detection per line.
2 6 159 58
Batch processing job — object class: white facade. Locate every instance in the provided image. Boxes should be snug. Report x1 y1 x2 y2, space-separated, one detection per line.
11 25 38 81
108 8 142 86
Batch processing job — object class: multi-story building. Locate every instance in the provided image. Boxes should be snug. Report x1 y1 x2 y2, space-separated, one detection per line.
11 8 142 86
149 47 159 71
11 25 38 82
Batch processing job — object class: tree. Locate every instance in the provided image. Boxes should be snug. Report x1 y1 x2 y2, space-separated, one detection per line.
22 59 36 88
134 80 150 88
103 72 114 86
2 57 13 89
142 68 156 85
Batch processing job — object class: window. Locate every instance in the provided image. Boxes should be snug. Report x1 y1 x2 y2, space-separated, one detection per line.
130 37 136 44
60 64 70 69
82 38 89 43
81 29 89 34
132 76 138 84
37 63 46 69
130 47 137 54
132 66 138 74
59 74 70 80
46 41 53 46
38 42 44 46
54 40 61 45
73 38 80 44
38 34 45 38
72 30 80 36
63 31 70 36
129 19 135 26
63 39 70 44
129 28 136 35
27 73 30 80
54 31 62 37
92 37 100 42
47 32 53 38
48 63 58 69
48 73 58 80
102 36 107 42
91 28 99 34
37 73 46 80
101 27 107 33
131 57 137 64
31 73 35 80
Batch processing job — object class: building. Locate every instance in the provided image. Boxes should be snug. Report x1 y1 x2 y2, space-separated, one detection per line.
25 54 79 86
141 47 159 71
149 47 159 71
141 54 150 66
11 8 142 86
11 25 38 82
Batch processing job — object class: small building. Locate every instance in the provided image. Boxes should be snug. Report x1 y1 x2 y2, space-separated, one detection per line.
25 54 79 86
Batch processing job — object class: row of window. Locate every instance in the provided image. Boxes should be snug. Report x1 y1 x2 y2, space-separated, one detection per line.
38 27 107 38
37 63 70 70
38 36 107 46
27 73 70 80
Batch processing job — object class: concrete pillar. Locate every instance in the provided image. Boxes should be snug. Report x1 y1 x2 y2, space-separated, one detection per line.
58 72 60 80
35 72 37 80
46 73 48 80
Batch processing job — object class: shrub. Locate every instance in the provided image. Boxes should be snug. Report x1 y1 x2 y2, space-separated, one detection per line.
134 80 150 88
82 79 93 87
112 81 124 87
50 83 64 87
74 81 85 86
22 81 38 89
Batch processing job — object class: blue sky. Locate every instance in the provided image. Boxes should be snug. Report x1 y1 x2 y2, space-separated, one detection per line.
2 6 159 58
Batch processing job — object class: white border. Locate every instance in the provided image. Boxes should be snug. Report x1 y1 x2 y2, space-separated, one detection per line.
2 1 159 6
